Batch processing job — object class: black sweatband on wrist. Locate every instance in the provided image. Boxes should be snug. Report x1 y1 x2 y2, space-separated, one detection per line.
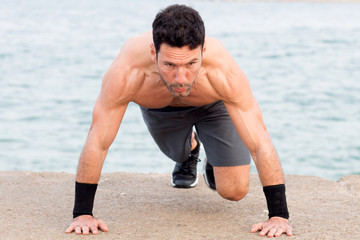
263 184 289 219
73 181 98 219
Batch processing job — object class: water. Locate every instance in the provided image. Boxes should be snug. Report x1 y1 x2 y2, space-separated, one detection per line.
1 0 359 180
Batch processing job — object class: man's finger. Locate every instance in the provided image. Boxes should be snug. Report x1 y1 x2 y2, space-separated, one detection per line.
259 226 270 236
89 225 99 235
267 227 277 237
250 222 263 233
286 227 293 236
65 225 74 234
275 227 284 237
82 226 90 235
98 219 109 232
75 226 82 235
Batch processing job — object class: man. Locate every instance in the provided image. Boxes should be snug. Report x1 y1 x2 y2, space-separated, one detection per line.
65 4 292 238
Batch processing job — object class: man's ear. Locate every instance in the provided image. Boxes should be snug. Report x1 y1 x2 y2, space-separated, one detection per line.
202 41 207 58
150 43 157 62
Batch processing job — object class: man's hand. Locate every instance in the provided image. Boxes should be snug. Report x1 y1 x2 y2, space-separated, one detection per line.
65 215 108 235
251 217 292 238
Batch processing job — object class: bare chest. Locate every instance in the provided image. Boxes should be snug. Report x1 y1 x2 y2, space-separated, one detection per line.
131 73 220 109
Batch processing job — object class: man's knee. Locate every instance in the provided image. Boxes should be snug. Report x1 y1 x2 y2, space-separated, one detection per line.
213 165 250 201
217 184 249 201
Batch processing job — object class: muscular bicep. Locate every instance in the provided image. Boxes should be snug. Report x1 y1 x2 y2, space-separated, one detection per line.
214 48 270 155
89 94 128 151
86 45 138 150
88 63 131 149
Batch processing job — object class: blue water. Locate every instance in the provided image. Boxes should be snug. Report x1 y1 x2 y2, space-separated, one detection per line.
1 0 359 180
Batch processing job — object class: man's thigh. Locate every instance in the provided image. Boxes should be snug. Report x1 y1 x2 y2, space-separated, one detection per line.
140 106 194 163
195 101 251 167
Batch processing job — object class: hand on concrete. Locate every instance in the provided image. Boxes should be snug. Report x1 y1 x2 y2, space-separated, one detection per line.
65 215 109 235
251 217 292 237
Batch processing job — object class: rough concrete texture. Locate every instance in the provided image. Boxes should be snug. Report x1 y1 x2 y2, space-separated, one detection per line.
0 171 359 240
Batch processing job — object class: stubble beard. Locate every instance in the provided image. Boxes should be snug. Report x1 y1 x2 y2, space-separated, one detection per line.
159 74 195 98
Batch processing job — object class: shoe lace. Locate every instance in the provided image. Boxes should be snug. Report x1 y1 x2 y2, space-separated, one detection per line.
177 155 201 176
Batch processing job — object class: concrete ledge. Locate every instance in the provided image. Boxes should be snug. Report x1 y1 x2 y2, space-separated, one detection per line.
0 171 359 239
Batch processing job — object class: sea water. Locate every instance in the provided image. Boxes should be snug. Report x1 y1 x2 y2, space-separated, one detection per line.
1 0 359 180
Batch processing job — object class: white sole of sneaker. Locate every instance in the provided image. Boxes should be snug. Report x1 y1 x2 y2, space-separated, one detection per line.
202 157 216 190
171 174 198 188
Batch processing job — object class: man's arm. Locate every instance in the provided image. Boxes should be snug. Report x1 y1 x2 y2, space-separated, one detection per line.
225 93 292 237
225 93 284 186
66 57 131 234
66 92 128 234
208 40 284 186
76 97 128 184
210 42 292 236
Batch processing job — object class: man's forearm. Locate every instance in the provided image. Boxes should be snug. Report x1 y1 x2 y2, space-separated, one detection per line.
76 141 108 184
251 143 284 187
72 140 108 218
252 142 289 219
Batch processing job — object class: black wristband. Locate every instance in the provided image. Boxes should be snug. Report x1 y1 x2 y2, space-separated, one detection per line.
263 184 289 219
73 181 98 219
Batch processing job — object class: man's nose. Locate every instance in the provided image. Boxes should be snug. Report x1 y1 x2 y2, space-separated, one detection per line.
175 67 186 84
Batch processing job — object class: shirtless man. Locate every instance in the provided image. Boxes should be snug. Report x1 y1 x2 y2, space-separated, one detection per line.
65 4 292 238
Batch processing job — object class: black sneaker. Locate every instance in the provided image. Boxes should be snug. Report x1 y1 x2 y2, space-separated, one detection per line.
172 133 200 188
203 157 216 190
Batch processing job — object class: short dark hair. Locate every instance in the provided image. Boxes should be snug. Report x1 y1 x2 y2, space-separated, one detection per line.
152 4 205 54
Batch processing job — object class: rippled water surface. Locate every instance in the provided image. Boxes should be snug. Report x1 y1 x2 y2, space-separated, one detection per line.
1 0 359 180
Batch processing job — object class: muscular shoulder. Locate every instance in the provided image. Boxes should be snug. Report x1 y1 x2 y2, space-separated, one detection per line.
114 31 154 69
100 32 154 104
203 37 232 68
203 37 251 104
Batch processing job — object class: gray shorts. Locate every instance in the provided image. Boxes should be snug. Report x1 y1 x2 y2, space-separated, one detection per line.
140 101 250 167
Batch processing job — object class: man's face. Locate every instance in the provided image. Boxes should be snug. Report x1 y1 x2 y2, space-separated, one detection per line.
153 44 204 97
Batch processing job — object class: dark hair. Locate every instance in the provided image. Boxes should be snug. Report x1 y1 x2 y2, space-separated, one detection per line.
152 4 205 54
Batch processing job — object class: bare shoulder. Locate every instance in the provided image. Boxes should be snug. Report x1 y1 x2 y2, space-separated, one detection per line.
204 36 251 104
205 36 226 52
114 31 153 68
203 36 240 74
100 31 153 104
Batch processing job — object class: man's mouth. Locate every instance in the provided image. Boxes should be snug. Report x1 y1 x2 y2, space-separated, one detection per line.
173 87 187 93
